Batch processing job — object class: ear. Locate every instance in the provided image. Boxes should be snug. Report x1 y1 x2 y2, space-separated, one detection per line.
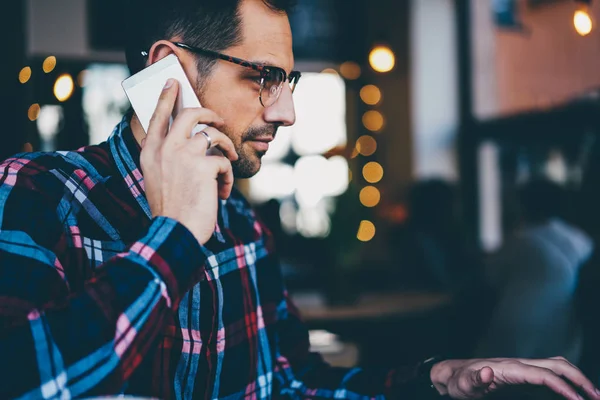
145 40 180 67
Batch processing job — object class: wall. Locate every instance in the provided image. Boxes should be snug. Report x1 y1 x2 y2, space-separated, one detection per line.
27 0 125 62
474 0 600 119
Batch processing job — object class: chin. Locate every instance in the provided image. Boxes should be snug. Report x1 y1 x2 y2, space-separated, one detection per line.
232 157 262 179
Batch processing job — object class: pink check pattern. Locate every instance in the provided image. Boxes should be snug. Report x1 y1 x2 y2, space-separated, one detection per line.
0 116 426 399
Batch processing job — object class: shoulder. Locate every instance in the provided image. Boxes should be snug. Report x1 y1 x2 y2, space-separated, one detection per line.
0 144 113 216
0 143 112 188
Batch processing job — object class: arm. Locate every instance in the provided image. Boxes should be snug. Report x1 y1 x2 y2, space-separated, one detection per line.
273 291 435 400
0 160 206 399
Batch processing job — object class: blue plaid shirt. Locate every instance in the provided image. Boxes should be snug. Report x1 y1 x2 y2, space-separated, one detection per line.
0 116 424 399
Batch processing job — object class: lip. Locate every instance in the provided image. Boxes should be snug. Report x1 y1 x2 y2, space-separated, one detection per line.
248 140 270 152
247 137 273 152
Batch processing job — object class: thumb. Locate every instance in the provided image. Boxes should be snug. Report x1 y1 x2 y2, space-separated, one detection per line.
472 367 494 390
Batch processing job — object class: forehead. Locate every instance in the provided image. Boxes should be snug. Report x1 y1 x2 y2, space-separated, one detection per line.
229 0 294 73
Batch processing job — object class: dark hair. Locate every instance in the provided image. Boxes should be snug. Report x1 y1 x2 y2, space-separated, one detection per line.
518 178 567 223
124 0 296 79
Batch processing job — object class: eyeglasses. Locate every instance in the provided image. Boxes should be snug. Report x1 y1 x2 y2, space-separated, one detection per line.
165 42 301 108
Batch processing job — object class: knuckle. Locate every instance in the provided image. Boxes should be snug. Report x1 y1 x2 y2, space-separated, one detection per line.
178 108 198 120
457 376 471 393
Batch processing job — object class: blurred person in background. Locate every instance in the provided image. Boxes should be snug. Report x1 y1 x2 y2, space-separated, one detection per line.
0 1 598 399
476 179 593 365
397 179 489 358
400 179 480 292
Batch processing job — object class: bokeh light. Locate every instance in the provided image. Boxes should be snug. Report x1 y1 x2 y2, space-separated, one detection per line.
339 61 361 80
356 135 377 157
362 111 385 132
357 220 376 242
369 46 395 73
363 162 384 184
43 56 57 73
360 186 381 208
19 67 32 84
574 10 593 36
28 104 41 121
54 74 74 102
360 85 382 105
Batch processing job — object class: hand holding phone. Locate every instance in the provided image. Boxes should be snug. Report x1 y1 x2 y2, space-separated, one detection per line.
122 54 208 136
138 79 238 244
122 54 225 157
122 56 238 244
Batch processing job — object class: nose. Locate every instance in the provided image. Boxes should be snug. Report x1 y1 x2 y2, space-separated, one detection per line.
263 84 296 127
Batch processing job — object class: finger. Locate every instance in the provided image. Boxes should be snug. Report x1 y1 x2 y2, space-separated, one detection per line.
212 157 234 200
167 107 225 147
196 127 239 161
469 367 494 394
526 358 600 399
146 79 179 150
521 365 583 400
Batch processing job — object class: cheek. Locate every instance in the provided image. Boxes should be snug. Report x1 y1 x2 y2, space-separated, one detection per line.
201 77 265 138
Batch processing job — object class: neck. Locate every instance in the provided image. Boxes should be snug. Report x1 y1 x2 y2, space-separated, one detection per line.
130 114 146 147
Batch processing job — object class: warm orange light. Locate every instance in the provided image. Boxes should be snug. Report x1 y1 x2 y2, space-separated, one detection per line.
19 67 32 84
356 135 377 157
360 85 382 105
360 186 381 208
574 9 593 36
363 162 384 184
43 56 57 73
357 220 376 242
54 74 74 102
28 104 41 121
369 46 395 73
339 61 361 80
362 111 385 132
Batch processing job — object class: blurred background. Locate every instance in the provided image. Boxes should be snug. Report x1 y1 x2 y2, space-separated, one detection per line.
2 0 600 391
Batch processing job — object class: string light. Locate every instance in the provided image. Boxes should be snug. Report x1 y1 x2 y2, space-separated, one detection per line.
356 135 377 157
357 220 376 242
369 46 395 73
360 85 382 105
359 186 381 208
363 162 384 184
339 61 361 80
28 104 41 121
54 74 74 102
362 111 385 132
19 67 32 84
43 56 57 73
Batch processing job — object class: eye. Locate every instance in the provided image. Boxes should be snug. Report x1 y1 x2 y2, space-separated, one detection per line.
248 76 262 85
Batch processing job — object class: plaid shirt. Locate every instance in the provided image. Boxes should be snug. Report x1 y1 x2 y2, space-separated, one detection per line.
0 117 425 400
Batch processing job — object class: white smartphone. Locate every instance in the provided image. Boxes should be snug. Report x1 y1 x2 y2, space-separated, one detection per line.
121 54 208 138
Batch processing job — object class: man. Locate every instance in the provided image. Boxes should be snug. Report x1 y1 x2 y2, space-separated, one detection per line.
476 180 593 364
0 1 597 399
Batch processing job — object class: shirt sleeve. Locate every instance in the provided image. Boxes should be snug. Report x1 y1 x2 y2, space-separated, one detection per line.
0 157 207 399
273 291 441 400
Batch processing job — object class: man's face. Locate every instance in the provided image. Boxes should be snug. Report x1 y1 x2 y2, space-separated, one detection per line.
186 0 296 178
